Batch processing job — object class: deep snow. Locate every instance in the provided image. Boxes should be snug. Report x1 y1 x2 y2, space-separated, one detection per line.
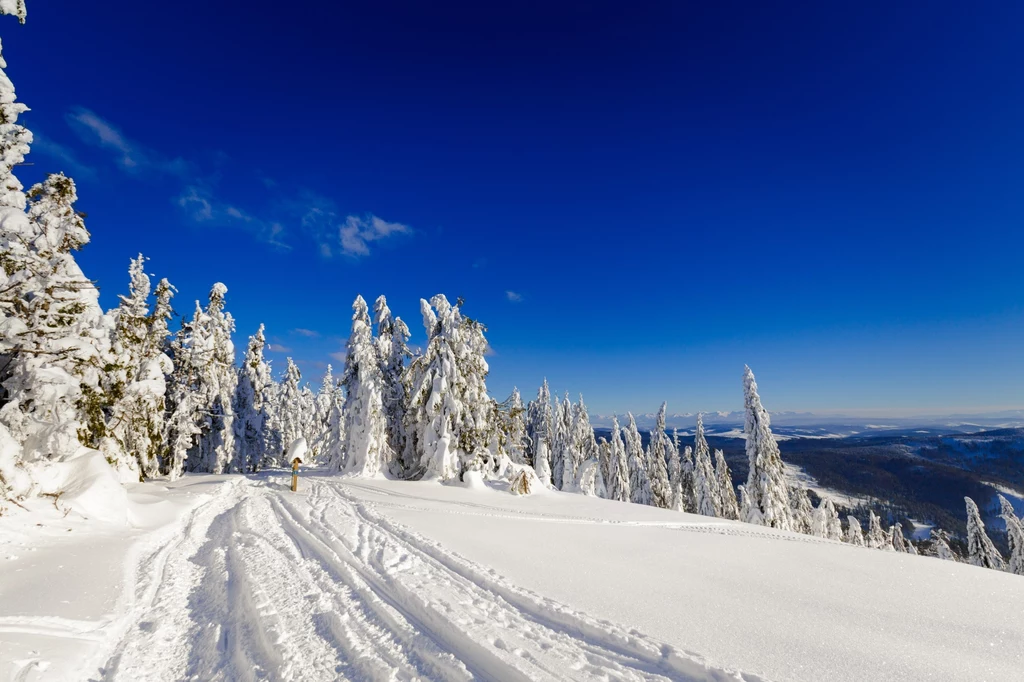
2 472 1022 681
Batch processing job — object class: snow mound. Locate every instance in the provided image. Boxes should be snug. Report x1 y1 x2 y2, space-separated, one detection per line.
460 469 487 490
33 449 128 524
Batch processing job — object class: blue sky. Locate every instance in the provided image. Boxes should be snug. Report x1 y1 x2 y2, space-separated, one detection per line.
6 1 1024 415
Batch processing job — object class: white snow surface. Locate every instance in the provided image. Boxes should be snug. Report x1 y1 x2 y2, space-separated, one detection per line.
2 472 1022 682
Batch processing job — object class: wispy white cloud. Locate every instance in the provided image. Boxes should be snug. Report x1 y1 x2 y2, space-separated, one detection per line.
177 184 292 251
267 343 292 353
66 107 190 177
506 290 524 303
59 107 412 260
292 328 319 338
340 214 411 257
32 132 97 181
329 350 348 363
178 186 213 221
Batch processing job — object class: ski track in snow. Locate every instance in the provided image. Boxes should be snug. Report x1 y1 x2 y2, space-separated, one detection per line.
77 476 760 682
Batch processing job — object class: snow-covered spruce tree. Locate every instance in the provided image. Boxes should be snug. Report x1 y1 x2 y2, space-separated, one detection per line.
374 295 411 471
928 529 958 562
275 358 306 466
790 487 814 535
625 413 652 506
570 394 599 489
1 173 111 465
692 414 720 517
890 522 910 553
312 364 334 443
605 416 631 502
164 318 201 479
845 516 865 546
596 437 612 496
107 255 172 479
234 325 274 472
865 511 889 550
645 403 673 508
322 372 345 470
964 496 1005 570
527 388 553 484
667 429 683 511
0 3 29 215
715 449 740 520
811 498 844 541
741 366 792 530
173 284 237 474
526 379 553 479
404 295 493 480
550 394 573 490
503 387 529 465
299 383 317 447
679 444 697 513
576 456 605 497
998 495 1024 576
338 296 390 476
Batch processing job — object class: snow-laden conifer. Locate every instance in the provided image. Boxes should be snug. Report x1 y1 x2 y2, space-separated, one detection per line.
997 495 1024 576
679 444 697 513
183 284 237 474
645 403 673 508
692 414 720 517
569 394 598 488
164 319 200 479
928 528 958 562
374 296 410 471
865 511 890 550
605 417 630 502
322 372 345 471
845 516 865 546
625 413 652 506
1 174 109 464
276 358 306 464
811 498 843 541
741 367 792 530
890 522 910 553
107 255 172 478
964 496 1005 570
234 325 274 472
667 429 683 511
504 387 529 465
526 379 553 480
790 487 814 535
715 449 740 520
338 296 389 476
404 295 493 480
550 394 573 490
0 14 30 212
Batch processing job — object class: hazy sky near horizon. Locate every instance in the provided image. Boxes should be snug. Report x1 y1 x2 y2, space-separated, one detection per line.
6 1 1024 415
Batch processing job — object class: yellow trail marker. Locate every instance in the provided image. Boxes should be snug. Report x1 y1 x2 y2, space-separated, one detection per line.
291 457 302 492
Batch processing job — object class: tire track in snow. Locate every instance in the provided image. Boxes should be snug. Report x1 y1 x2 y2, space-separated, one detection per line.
306 479 761 681
91 475 766 681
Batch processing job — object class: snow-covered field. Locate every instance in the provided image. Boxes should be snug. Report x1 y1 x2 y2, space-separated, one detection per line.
2 472 1022 682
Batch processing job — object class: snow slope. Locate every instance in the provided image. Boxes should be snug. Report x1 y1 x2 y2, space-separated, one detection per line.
2 472 1022 681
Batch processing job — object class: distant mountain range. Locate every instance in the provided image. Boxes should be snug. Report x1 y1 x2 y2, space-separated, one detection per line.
590 410 1024 438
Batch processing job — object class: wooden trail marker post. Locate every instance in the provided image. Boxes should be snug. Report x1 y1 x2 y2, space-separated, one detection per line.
291 457 302 492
